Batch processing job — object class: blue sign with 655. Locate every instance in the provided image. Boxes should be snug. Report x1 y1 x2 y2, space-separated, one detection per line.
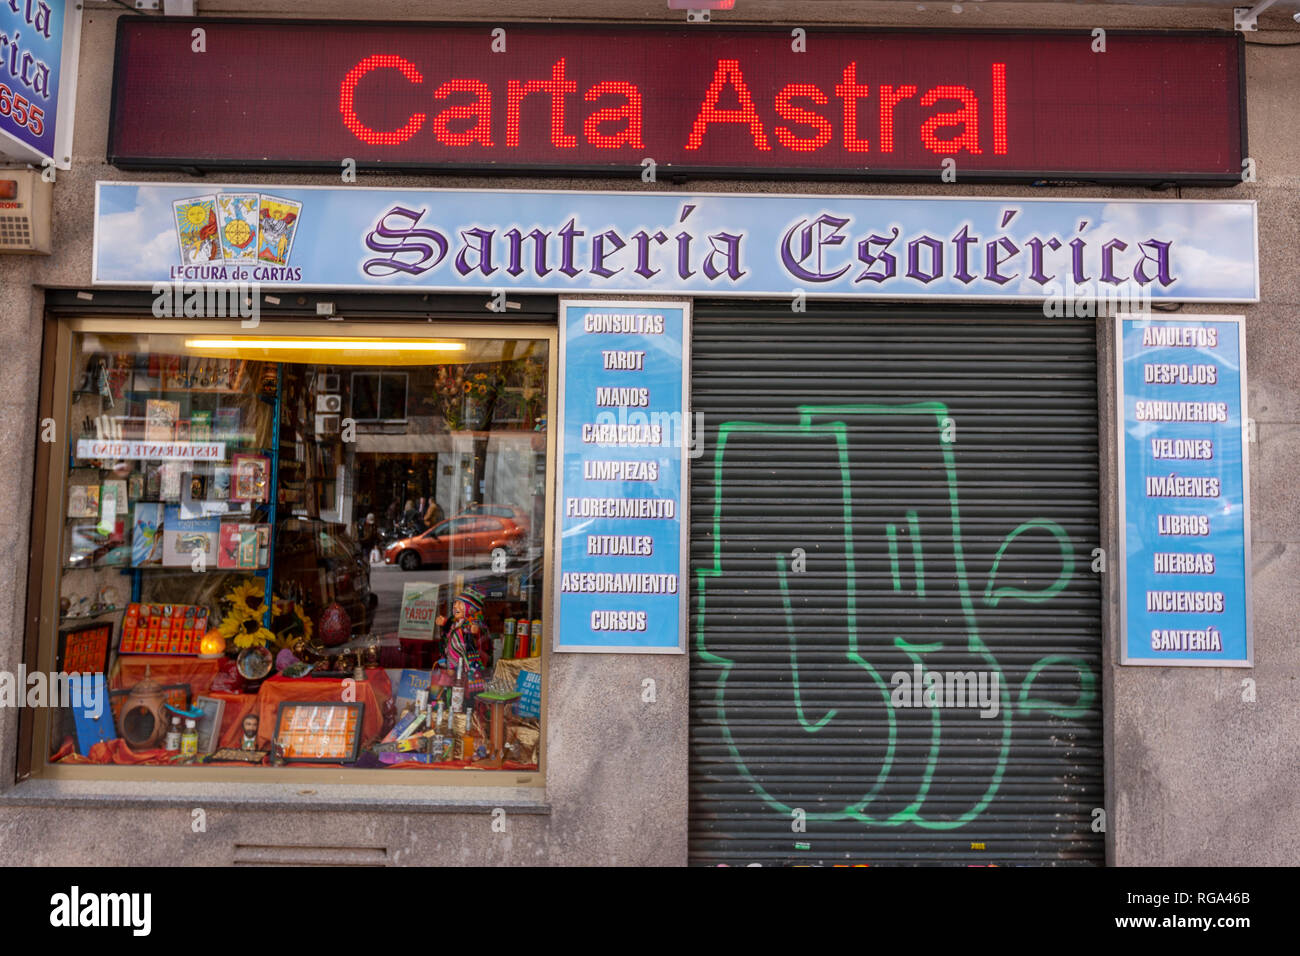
0 0 72 162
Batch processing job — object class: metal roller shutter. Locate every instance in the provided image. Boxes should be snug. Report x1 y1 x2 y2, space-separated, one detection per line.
688 306 1104 866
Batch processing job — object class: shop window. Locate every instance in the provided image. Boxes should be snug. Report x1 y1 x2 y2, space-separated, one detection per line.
44 327 550 777
350 371 408 423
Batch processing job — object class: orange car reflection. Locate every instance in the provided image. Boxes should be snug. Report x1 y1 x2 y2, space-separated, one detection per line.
383 513 528 571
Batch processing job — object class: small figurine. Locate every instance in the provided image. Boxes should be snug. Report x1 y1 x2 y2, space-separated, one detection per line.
240 713 259 751
436 586 490 689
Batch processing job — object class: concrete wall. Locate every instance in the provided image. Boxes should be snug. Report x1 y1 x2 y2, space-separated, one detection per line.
0 0 1295 865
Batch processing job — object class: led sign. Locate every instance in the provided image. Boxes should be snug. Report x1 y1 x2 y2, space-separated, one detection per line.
108 21 1245 183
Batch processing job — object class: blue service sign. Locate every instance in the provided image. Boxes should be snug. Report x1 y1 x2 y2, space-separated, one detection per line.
1118 316 1251 666
0 0 71 162
554 301 688 653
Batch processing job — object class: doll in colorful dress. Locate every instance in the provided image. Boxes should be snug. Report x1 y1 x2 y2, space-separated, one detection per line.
436 586 490 692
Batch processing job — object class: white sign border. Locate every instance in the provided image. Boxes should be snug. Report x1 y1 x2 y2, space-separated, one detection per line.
1116 312 1253 667
552 298 690 655
0 0 81 168
91 181 1261 303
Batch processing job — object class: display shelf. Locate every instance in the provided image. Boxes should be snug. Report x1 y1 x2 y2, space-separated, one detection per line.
60 606 125 621
117 388 245 399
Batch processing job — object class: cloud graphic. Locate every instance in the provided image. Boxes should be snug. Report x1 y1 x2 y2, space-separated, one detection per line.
98 188 177 279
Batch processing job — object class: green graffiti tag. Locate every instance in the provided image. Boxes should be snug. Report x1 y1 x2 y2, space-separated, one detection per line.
696 402 1096 830
983 519 1075 607
1017 654 1097 719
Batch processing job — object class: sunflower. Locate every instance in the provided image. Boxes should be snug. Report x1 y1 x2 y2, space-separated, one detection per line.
221 614 275 649
225 580 268 620
270 596 313 648
293 603 313 642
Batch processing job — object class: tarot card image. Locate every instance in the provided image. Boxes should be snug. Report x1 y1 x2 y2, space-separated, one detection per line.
211 465 231 501
131 502 164 567
256 195 302 266
67 484 100 518
145 399 180 442
103 478 129 516
217 522 241 569
190 410 212 442
160 462 182 502
216 193 260 263
173 195 221 266
145 465 162 500
238 529 259 569
231 454 269 503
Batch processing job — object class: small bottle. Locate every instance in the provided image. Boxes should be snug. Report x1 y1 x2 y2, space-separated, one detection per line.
531 618 543 658
450 658 466 715
181 719 198 761
164 715 181 752
502 618 516 658
431 700 446 762
515 619 530 659
460 707 475 761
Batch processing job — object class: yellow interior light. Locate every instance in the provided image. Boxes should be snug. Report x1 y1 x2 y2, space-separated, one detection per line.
183 338 468 365
185 339 465 351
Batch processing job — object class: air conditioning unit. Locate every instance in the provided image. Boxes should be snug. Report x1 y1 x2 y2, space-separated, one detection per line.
0 169 52 255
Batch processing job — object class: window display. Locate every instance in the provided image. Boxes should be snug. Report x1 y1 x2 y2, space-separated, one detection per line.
47 327 549 776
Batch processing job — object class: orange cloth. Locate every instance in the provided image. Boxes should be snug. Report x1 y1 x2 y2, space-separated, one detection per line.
110 655 221 695
210 692 259 749
254 670 392 749
57 737 181 766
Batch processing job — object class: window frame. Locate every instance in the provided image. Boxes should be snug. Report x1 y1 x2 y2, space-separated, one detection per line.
25 315 556 787
348 370 409 424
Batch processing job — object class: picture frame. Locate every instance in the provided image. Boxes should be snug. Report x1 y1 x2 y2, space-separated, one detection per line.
210 465 231 501
273 701 364 763
193 695 226 754
67 484 100 518
57 622 113 675
230 453 270 503
144 398 180 441
103 479 128 515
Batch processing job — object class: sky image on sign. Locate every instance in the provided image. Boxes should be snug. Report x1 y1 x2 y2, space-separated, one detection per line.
1118 316 1251 666
554 301 689 653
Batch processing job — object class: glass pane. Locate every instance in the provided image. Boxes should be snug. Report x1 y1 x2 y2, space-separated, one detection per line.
350 372 379 421
377 373 406 421
52 330 548 776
